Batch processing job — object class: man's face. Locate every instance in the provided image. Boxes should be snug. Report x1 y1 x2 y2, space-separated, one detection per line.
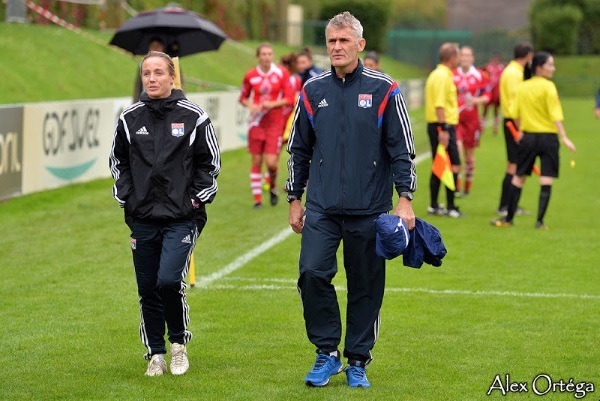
326 26 365 73
149 40 165 52
450 47 460 69
141 56 174 99
526 51 534 63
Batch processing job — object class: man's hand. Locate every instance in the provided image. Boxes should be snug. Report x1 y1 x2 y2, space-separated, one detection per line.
438 129 450 148
515 130 524 144
289 200 305 233
393 197 416 230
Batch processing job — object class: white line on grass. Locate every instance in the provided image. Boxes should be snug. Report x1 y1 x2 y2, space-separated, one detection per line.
196 149 598 302
205 281 600 300
413 151 431 165
196 151 431 289
196 227 294 288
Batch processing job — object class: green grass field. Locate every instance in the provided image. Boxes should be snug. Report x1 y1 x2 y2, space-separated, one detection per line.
1 97 598 400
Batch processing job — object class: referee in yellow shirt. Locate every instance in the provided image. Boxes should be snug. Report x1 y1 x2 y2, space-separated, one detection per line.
496 42 533 215
425 42 462 218
492 51 576 229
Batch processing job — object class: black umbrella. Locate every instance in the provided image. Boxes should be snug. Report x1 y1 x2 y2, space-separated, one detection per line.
109 6 227 57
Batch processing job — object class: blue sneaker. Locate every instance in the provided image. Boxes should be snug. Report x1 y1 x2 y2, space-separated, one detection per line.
345 362 370 388
305 351 343 387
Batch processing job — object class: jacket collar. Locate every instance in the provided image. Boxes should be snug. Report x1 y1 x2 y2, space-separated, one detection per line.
330 59 363 86
141 89 186 118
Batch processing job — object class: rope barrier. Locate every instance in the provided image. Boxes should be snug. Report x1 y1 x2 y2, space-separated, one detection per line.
22 0 134 58
20 0 240 91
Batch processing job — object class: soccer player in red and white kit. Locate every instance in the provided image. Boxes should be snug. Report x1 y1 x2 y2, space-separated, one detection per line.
263 53 303 191
280 52 303 139
453 46 491 196
240 43 293 208
481 53 504 135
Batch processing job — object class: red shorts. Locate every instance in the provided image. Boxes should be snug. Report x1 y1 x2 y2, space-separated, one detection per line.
456 116 481 149
248 124 283 155
488 86 500 107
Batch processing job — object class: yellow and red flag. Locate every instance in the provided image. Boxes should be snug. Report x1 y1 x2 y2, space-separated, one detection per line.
432 144 455 191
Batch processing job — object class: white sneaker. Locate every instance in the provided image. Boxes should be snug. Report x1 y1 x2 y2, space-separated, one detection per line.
145 354 167 376
170 343 189 375
446 208 463 218
427 206 446 216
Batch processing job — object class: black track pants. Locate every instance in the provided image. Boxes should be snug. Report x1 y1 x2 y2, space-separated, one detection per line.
298 209 385 363
130 219 198 359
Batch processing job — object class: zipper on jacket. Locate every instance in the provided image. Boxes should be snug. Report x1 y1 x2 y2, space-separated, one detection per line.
339 77 345 213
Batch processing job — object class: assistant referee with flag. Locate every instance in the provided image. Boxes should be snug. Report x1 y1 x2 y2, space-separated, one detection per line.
425 42 461 218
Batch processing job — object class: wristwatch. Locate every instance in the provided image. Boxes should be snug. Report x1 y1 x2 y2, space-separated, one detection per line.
287 194 300 203
399 191 414 201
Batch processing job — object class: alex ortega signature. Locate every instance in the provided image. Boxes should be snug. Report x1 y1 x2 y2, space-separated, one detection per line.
487 374 595 399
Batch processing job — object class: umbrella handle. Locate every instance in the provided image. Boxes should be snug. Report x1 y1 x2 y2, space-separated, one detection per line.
173 57 183 90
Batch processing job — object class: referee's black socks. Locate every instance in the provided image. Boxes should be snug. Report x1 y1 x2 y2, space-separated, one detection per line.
499 173 513 210
537 185 552 224
430 173 441 208
505 184 522 222
446 173 459 210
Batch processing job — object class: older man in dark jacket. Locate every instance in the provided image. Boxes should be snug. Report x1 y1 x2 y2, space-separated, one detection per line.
285 11 416 388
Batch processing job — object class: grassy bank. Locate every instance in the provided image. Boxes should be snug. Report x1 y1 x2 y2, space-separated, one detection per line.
0 22 427 105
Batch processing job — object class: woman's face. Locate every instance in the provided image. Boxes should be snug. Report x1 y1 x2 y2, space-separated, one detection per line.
363 58 379 70
257 46 273 71
459 47 474 69
296 55 312 73
537 56 556 79
141 56 174 99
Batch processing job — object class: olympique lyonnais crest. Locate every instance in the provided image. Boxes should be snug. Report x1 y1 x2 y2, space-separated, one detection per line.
358 94 372 108
171 123 185 137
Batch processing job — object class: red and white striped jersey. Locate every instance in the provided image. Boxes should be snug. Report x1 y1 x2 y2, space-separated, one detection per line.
484 62 504 88
240 64 292 127
453 66 490 118
281 73 302 123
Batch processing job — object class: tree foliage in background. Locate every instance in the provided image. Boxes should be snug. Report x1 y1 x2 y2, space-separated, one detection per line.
8 0 598 55
4 0 441 47
126 0 251 39
530 0 600 55
318 0 390 52
579 0 600 53
531 4 582 54
389 0 446 29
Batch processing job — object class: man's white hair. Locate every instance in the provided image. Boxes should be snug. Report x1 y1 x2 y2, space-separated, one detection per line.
325 11 363 41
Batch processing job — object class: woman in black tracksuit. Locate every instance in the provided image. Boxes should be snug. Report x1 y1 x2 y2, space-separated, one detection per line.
110 51 220 376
